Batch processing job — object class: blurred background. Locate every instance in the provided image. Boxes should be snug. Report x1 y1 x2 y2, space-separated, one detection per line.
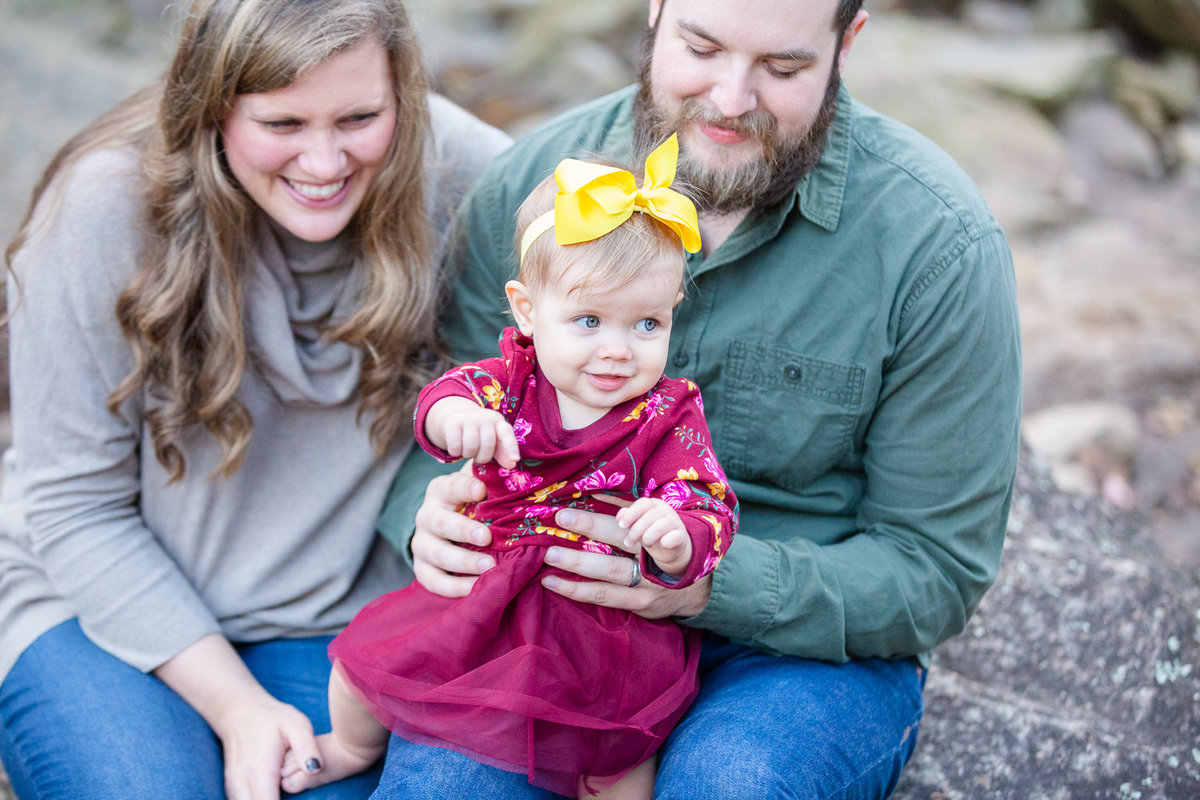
1 0 1199 797
1 0 1198 562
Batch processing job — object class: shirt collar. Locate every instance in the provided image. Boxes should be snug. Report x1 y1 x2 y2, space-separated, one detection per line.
793 83 853 233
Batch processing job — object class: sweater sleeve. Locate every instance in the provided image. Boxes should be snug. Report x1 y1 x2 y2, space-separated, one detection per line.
6 149 221 671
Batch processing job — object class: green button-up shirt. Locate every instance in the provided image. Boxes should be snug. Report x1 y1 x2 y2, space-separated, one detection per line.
379 85 1021 664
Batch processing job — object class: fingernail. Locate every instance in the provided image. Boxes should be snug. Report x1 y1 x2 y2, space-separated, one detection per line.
471 528 489 546
545 547 562 565
477 556 494 572
543 576 561 589
305 757 322 773
557 509 576 526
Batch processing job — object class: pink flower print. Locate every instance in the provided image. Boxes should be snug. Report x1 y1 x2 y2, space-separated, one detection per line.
521 504 556 520
645 478 658 495
500 466 543 493
701 551 721 576
660 480 691 509
512 416 532 445
643 392 666 419
574 469 625 492
704 453 728 483
582 540 614 555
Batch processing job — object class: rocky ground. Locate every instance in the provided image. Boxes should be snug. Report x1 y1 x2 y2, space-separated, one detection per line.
1 0 1199 797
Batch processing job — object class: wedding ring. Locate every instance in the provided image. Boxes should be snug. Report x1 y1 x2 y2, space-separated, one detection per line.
628 559 643 588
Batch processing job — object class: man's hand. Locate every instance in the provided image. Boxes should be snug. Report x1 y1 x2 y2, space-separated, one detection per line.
411 467 495 597
541 507 711 619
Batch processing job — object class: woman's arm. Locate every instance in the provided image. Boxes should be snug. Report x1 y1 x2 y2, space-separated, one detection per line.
155 635 321 800
10 146 328 799
9 148 221 669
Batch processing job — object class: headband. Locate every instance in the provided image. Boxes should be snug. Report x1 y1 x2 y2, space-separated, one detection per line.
518 133 702 264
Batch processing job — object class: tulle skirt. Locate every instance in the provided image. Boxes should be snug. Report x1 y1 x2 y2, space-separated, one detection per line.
329 545 701 795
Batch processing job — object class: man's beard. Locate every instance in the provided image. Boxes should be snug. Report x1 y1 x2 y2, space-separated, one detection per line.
632 26 843 214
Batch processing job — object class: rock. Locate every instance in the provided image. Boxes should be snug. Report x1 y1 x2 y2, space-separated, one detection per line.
927 31 1117 114
0 6 169 246
843 13 1077 235
1022 402 1141 507
1092 0 1200 54
962 0 1036 35
1109 50 1200 172
1022 402 1140 469
1178 119 1200 167
1017 207 1200 417
1060 100 1165 180
895 451 1200 799
1112 51 1200 123
1032 0 1094 33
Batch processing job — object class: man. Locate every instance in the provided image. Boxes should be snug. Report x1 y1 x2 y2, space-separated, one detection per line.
376 0 1021 796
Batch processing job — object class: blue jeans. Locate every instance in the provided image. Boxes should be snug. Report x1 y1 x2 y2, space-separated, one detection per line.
0 619 382 800
371 634 925 799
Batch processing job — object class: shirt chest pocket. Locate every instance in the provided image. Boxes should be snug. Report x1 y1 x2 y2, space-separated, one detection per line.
717 340 865 494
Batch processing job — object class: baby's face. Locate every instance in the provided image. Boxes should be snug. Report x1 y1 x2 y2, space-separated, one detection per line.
525 260 681 429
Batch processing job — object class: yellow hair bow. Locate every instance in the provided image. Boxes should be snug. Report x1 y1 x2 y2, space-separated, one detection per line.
519 134 701 264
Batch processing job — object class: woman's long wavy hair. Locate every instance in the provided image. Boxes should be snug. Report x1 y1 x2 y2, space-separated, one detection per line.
6 0 434 482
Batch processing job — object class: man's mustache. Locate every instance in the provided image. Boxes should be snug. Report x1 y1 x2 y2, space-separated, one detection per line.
676 97 778 140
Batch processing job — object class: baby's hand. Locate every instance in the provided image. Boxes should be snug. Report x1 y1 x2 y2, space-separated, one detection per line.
426 397 520 469
615 498 692 578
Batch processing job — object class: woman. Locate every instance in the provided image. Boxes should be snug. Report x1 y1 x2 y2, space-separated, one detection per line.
0 1 510 798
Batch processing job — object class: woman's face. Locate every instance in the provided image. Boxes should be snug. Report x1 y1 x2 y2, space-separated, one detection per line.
222 39 397 242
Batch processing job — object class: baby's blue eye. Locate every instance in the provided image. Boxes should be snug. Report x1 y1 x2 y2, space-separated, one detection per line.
635 319 659 332
574 315 600 329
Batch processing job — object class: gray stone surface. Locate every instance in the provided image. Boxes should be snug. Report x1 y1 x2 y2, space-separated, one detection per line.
896 452 1200 799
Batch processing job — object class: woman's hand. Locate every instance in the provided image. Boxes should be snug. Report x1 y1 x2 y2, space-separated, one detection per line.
411 466 496 597
216 694 322 800
541 507 712 619
154 634 323 800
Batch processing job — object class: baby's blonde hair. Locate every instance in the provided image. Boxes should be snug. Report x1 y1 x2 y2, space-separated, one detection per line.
513 161 690 298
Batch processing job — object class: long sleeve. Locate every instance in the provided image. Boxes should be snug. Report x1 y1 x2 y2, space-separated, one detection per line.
8 149 221 670
687 230 1021 661
412 353 514 463
633 382 738 588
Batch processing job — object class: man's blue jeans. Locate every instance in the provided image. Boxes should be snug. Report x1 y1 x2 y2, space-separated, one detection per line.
0 619 382 799
372 633 926 799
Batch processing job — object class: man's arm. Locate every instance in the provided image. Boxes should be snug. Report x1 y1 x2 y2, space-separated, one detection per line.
689 229 1021 661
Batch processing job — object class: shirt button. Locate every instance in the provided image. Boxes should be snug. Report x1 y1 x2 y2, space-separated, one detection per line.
673 353 689 368
784 364 802 381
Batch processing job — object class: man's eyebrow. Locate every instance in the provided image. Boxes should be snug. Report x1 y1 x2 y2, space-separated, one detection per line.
677 20 821 63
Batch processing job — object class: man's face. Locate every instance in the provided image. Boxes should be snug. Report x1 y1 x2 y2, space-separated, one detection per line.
634 0 864 213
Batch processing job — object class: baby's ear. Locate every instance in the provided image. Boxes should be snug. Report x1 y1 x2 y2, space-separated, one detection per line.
504 280 536 336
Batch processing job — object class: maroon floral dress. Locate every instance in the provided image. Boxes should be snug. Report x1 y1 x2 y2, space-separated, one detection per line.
330 328 737 794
